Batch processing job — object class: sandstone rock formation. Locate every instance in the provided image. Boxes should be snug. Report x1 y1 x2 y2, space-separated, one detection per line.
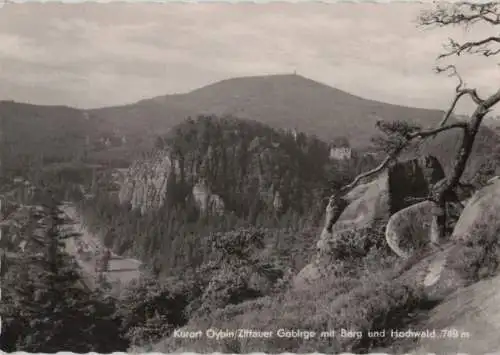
118 151 176 213
295 155 445 289
386 242 500 354
117 117 332 218
451 176 500 242
406 272 500 354
316 155 444 255
393 178 500 304
393 243 467 301
385 201 434 259
192 179 225 216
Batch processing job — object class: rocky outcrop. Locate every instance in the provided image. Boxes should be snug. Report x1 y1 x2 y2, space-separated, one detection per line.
192 180 225 216
118 151 176 214
117 116 333 218
299 168 500 295
393 178 500 303
116 148 232 216
388 242 500 354
451 176 500 242
393 243 467 301
405 272 500 354
316 156 444 255
295 155 445 289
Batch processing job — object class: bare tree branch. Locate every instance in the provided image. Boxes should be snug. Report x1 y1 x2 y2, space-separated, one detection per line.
435 88 500 198
408 122 468 139
336 146 402 196
331 122 466 201
481 87 500 109
439 36 500 58
436 65 484 105
423 64 483 148
420 3 500 59
420 2 500 27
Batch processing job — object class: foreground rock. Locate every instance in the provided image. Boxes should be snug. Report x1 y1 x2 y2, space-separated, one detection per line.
397 272 500 354
394 243 467 301
385 201 434 259
452 176 500 241
394 178 500 297
382 178 500 352
374 242 500 354
295 156 444 290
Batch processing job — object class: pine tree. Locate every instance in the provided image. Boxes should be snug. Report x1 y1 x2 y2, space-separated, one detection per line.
1 189 127 352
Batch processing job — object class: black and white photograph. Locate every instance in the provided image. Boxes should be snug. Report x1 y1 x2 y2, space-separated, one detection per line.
1 1 500 353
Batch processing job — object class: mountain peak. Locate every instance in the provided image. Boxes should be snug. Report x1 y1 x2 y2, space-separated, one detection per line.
187 73 341 95
91 73 448 149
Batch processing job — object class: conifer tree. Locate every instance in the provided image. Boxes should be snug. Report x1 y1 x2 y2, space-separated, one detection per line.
1 187 127 352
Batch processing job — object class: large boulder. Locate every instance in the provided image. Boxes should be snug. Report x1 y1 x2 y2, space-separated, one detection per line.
385 201 434 259
295 155 445 289
316 155 444 255
394 243 467 301
452 176 500 242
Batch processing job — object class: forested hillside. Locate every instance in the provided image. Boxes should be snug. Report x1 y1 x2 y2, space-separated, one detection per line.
0 74 453 177
78 115 380 278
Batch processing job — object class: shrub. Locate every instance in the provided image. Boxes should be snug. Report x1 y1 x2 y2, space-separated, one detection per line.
321 219 390 261
114 274 194 347
152 249 427 354
447 212 500 282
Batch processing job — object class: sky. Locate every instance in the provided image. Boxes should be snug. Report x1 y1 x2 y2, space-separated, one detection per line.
0 1 499 114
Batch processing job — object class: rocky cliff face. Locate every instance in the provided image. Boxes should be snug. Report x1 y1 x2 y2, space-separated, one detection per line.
118 150 178 214
117 116 333 218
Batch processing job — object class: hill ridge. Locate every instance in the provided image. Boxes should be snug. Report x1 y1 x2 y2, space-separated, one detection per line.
141 74 446 114
3 73 498 177
1 74 445 116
